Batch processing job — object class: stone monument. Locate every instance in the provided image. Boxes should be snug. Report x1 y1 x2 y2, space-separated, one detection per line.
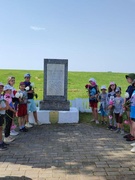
40 59 70 111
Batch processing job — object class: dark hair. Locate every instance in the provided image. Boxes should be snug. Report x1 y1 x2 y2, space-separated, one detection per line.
108 84 117 93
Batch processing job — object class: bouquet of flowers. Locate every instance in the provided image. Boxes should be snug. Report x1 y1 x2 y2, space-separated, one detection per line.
25 82 38 99
15 92 23 99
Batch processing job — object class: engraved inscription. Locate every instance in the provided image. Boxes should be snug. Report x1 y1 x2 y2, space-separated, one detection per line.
47 64 64 96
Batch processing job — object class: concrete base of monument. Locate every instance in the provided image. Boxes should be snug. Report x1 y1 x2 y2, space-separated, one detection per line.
28 107 79 124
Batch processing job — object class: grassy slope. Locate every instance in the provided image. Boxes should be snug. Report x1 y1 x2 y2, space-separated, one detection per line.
0 69 128 100
1 69 130 132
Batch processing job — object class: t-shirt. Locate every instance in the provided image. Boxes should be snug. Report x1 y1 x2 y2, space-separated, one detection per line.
130 90 135 107
24 81 34 99
113 97 124 114
126 85 135 101
0 94 6 115
88 85 99 102
99 93 108 110
107 91 116 105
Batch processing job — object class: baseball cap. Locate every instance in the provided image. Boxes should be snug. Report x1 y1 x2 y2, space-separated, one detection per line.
125 73 135 80
115 87 121 93
89 78 96 83
24 73 31 78
19 82 25 86
101 85 107 90
3 85 12 91
110 82 115 85
0 82 4 87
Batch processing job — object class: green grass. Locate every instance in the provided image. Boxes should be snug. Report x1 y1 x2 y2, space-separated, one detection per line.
0 69 130 133
0 69 129 100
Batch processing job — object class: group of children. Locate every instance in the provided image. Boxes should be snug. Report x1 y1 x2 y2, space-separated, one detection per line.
86 73 135 152
0 73 41 151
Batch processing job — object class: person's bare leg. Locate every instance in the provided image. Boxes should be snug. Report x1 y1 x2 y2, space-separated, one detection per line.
33 111 38 123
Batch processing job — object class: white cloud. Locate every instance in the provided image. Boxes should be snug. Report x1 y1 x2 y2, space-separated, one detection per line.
30 26 45 31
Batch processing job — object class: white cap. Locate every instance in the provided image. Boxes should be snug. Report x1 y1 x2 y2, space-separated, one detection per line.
3 85 12 91
101 85 107 90
89 78 96 83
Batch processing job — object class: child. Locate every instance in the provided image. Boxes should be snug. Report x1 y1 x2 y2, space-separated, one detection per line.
107 82 117 130
113 87 124 135
87 78 99 124
123 73 135 141
16 82 28 132
0 82 9 150
4 85 16 143
98 85 108 124
24 73 41 126
129 80 135 152
7 76 19 136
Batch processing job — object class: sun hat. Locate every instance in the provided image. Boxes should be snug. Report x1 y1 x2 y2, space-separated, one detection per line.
101 85 107 90
125 73 135 81
110 82 115 85
0 82 4 87
24 73 31 78
89 78 96 83
3 85 12 91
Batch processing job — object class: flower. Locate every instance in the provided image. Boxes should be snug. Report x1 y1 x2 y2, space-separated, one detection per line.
20 92 23 98
125 92 129 99
31 82 35 87
15 92 23 98
25 86 30 91
85 84 90 89
109 100 114 105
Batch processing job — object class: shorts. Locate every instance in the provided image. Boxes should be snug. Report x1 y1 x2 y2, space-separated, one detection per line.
0 114 5 126
130 106 135 119
115 113 123 124
28 99 37 112
89 101 98 109
100 109 107 116
17 104 27 117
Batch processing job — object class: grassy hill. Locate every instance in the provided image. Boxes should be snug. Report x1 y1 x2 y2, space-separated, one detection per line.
0 69 129 100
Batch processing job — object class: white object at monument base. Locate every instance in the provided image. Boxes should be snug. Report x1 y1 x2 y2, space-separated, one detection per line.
29 107 79 124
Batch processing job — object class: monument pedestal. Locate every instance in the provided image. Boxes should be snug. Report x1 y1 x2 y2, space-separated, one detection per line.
29 107 79 124
40 100 70 111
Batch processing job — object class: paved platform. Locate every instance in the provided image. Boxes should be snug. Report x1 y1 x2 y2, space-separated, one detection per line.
0 123 135 180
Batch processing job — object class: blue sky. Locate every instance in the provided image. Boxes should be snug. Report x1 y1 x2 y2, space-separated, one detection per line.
0 0 135 73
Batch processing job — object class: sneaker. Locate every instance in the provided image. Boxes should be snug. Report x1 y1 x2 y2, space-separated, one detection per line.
10 130 19 136
101 121 104 125
4 136 15 143
25 122 33 128
95 120 99 124
2 142 9 146
123 133 131 138
107 125 113 130
131 146 135 153
19 127 28 132
112 126 117 131
34 121 42 125
120 130 125 135
0 143 8 151
126 136 135 141
130 142 135 147
91 119 95 122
